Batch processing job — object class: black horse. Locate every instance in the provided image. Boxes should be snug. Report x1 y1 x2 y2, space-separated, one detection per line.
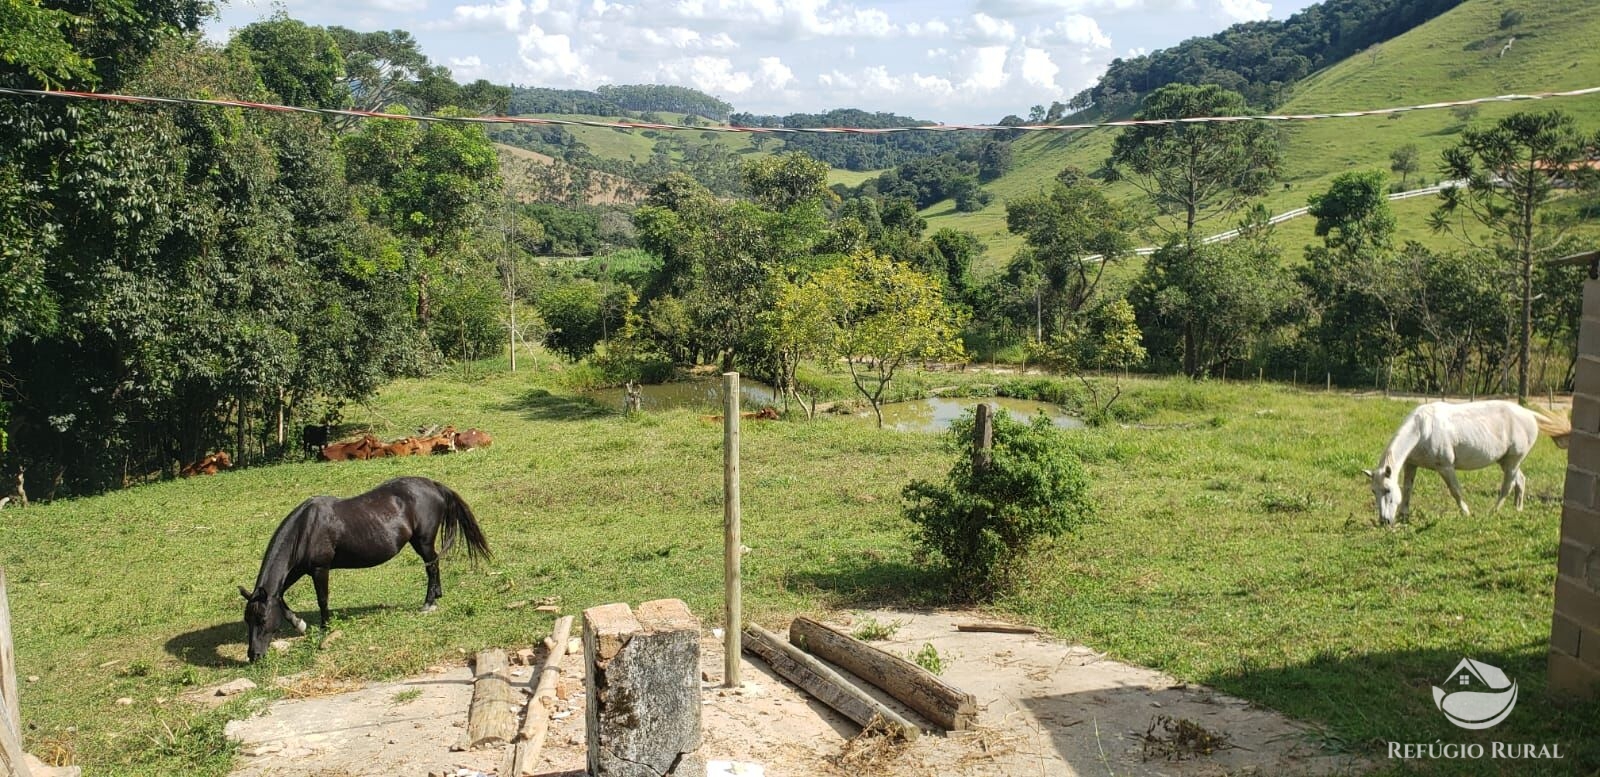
239 476 491 662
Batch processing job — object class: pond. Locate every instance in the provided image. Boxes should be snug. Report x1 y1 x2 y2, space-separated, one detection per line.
868 396 1085 433
584 378 782 412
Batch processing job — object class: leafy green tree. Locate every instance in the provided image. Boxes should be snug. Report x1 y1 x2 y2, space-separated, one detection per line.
538 279 607 360
339 108 502 336
0 0 96 87
1031 298 1146 421
1132 207 1297 376
1389 144 1419 189
1432 110 1600 400
1308 170 1395 254
1104 83 1279 239
228 13 347 108
781 251 966 427
741 152 833 211
1004 181 1135 340
903 408 1093 600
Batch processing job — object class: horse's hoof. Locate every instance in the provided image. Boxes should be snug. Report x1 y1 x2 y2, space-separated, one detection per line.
421 604 438 613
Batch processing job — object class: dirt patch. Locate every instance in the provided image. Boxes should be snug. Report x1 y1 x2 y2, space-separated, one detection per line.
224 609 1365 776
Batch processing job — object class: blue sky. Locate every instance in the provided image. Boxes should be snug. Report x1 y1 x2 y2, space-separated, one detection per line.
208 0 1323 123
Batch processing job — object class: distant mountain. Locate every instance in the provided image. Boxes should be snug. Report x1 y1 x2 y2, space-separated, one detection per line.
1071 0 1465 113
924 0 1600 266
507 84 733 121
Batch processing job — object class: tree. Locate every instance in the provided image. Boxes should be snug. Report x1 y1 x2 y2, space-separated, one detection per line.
779 251 966 427
1300 173 1402 385
1104 83 1279 239
1389 144 1419 189
1307 170 1395 254
339 108 502 336
1131 207 1298 376
1030 298 1146 421
1431 110 1600 400
1004 181 1135 340
228 13 347 108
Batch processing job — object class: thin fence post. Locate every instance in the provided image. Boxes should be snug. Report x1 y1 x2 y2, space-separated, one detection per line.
722 373 742 688
1326 372 1331 392
972 403 993 475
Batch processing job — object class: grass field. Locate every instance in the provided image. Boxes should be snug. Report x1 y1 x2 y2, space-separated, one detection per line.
5 358 1598 775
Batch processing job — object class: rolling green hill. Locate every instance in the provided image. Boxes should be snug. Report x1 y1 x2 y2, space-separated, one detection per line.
926 0 1600 272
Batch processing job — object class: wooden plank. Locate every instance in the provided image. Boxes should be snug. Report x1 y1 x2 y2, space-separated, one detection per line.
463 649 517 749
790 617 977 731
510 616 574 776
954 622 1042 635
742 624 918 741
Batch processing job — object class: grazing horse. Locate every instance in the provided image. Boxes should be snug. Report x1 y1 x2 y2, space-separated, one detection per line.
238 476 491 662
1366 400 1570 526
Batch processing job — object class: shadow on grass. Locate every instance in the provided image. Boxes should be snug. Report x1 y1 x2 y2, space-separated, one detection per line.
164 605 389 667
785 556 949 610
1170 643 1600 776
498 388 612 422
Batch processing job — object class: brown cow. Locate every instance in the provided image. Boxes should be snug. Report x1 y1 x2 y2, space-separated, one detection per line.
180 451 233 477
319 434 382 462
453 428 492 450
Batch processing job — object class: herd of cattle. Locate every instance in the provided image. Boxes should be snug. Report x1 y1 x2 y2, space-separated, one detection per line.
311 425 493 461
176 425 493 477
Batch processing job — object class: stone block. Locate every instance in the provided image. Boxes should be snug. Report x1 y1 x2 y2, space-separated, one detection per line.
585 599 704 777
1549 650 1600 699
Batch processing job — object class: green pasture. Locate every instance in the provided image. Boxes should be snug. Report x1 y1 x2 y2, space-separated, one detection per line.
4 359 1597 774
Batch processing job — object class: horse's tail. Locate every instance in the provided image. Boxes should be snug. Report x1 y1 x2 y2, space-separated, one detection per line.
436 481 492 567
1532 406 1572 449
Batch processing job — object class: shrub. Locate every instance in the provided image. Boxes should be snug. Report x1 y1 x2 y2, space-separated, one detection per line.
902 408 1093 600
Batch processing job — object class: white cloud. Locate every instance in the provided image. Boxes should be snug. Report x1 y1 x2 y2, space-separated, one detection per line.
967 13 1017 44
961 46 1011 91
653 56 755 95
1033 15 1110 48
516 22 594 83
1018 47 1059 89
755 56 795 89
1215 0 1269 22
436 0 524 31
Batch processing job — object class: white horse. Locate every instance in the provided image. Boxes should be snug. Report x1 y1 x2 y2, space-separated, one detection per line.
1366 400 1571 525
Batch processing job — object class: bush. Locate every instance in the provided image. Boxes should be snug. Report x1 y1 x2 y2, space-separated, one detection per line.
902 408 1094 600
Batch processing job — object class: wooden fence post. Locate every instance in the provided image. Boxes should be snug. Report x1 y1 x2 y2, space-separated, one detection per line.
0 567 32 777
723 373 741 688
972 403 993 475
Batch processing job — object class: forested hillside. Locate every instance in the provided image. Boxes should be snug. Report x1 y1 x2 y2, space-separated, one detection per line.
0 7 533 495
1072 0 1465 112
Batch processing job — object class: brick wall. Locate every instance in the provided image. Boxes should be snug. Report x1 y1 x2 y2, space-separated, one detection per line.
1551 276 1600 697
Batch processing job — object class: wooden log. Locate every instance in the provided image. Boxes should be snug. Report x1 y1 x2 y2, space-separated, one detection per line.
509 616 574 776
789 617 976 731
954 622 1042 635
462 649 517 750
741 624 918 741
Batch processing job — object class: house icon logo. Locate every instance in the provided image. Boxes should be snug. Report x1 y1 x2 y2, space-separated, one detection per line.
1432 658 1518 729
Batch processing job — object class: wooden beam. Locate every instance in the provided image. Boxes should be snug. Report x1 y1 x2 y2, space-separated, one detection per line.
790 617 976 731
742 624 918 741
462 649 517 750
510 616 574 776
